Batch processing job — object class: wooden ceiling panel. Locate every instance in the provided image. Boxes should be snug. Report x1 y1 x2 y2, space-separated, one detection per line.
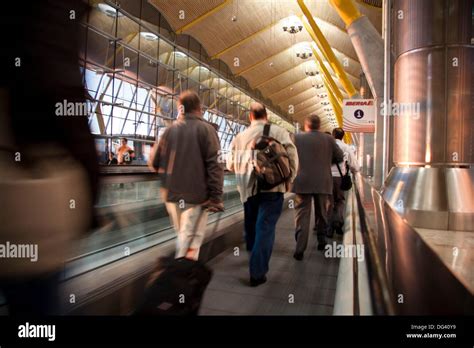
240 45 311 87
148 0 227 30
257 61 311 96
146 0 384 122
279 89 319 111
293 103 329 120
270 77 322 104
219 28 310 75
179 0 302 57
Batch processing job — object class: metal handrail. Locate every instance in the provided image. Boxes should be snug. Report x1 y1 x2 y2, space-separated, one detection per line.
350 184 360 315
352 173 396 315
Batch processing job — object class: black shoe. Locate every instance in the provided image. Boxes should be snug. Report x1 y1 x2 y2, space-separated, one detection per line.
250 276 267 287
335 225 344 235
317 243 326 251
293 252 304 261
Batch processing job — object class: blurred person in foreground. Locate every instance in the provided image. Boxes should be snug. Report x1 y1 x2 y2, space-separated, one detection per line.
292 115 343 260
0 0 98 315
149 91 224 260
329 127 359 236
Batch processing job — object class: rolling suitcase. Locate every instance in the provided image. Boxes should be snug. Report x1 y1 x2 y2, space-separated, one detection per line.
134 212 222 315
134 256 213 315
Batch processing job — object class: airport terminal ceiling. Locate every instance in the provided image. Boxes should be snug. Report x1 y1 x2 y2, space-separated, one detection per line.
148 0 382 127
1 0 474 339
86 0 383 138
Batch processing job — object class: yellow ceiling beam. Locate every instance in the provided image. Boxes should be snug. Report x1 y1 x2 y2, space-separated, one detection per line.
320 73 342 110
297 0 358 97
325 80 352 143
310 45 344 103
175 0 232 34
329 0 363 27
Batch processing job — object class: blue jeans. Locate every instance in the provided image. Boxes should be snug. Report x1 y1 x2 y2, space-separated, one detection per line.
244 192 284 279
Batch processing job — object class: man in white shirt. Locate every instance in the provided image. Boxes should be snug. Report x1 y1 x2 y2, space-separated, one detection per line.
227 102 298 286
329 128 360 236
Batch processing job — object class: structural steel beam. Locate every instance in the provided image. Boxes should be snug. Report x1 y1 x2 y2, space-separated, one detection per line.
328 0 362 28
176 0 232 34
310 44 344 103
325 81 352 143
297 0 358 97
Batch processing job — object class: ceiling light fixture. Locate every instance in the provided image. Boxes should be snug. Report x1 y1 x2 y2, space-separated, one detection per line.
98 3 123 18
305 69 319 77
140 32 159 41
173 51 187 58
295 42 313 60
282 16 303 34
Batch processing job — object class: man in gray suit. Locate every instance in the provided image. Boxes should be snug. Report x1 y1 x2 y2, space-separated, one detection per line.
292 115 344 260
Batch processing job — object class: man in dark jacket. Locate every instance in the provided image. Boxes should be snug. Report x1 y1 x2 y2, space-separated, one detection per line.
292 115 344 260
149 91 224 260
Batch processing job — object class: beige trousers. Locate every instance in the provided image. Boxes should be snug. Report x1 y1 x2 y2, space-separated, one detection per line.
165 203 208 260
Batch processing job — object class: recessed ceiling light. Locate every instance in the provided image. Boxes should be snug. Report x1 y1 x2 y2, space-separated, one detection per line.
98 3 123 18
174 51 187 58
140 32 159 41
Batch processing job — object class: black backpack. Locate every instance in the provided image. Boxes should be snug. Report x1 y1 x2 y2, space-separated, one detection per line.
252 124 292 190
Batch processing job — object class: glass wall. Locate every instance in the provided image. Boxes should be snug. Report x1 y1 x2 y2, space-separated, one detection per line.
80 1 294 165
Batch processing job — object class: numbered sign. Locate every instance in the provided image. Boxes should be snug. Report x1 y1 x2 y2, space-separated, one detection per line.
343 99 376 133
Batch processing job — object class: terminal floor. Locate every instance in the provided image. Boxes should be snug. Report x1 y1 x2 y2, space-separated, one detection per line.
199 207 341 315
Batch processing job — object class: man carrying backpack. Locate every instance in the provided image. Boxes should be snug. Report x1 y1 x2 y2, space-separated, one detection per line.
227 102 298 287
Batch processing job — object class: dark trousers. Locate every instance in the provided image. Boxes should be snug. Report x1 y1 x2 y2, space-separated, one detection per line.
294 193 330 254
328 177 345 236
0 271 61 316
244 192 284 279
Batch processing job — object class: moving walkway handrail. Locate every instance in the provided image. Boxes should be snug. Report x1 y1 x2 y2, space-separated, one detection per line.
350 184 360 315
352 173 396 315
